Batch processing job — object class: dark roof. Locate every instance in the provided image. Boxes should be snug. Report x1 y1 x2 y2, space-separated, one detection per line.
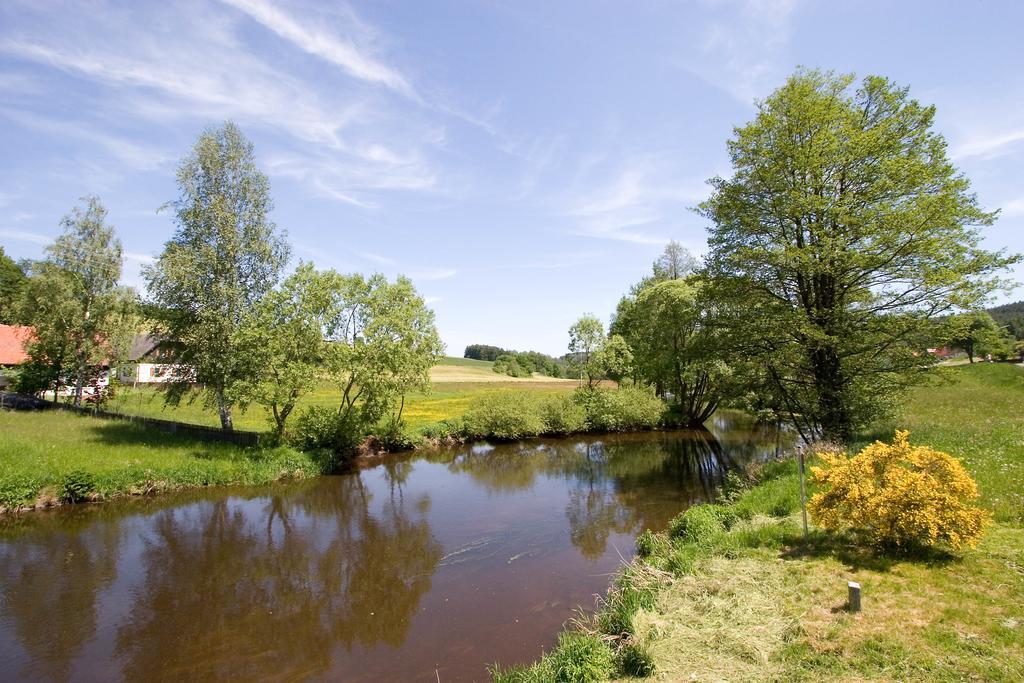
127 334 162 361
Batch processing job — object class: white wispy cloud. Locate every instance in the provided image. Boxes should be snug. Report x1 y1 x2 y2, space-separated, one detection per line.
219 0 415 98
677 0 800 104
0 107 172 170
951 127 1024 160
564 157 709 245
0 0 452 209
0 228 52 245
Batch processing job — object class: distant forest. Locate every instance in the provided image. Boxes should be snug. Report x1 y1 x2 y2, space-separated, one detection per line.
988 300 1024 339
464 344 567 378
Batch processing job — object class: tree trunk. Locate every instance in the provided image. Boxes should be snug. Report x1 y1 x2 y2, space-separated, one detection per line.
811 345 851 443
216 391 234 431
73 356 86 408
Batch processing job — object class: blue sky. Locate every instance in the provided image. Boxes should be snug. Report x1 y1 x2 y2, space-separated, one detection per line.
1 0 1022 356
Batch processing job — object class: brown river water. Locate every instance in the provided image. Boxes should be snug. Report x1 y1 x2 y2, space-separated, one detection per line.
0 414 785 682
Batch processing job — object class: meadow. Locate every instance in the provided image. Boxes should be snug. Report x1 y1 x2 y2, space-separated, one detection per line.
496 362 1024 682
104 356 579 433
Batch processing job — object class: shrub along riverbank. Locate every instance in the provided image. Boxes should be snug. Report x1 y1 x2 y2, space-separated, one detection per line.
0 410 329 513
492 363 1024 681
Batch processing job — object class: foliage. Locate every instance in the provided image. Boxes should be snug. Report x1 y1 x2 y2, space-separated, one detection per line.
573 386 665 432
0 246 27 325
20 197 134 405
614 272 730 426
615 641 656 678
667 503 725 544
944 311 1012 362
492 353 532 378
239 263 339 439
466 345 566 378
143 121 290 431
987 299 1024 340
289 405 363 454
461 390 546 440
323 272 444 434
59 470 95 503
538 392 587 435
491 349 566 378
598 334 633 382
464 344 509 361
652 239 698 281
809 431 991 550
567 314 606 386
700 69 1020 442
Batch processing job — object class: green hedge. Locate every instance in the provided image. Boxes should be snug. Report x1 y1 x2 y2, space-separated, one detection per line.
456 386 666 442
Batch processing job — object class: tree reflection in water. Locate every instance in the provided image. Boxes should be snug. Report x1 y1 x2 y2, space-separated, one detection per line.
113 472 442 680
0 522 121 682
0 417 787 682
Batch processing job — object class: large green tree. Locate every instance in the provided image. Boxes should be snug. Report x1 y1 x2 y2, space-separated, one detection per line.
20 197 133 405
0 246 27 325
701 70 1018 442
144 122 290 430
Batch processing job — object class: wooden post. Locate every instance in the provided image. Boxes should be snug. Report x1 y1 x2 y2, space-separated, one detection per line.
798 447 809 538
848 581 861 612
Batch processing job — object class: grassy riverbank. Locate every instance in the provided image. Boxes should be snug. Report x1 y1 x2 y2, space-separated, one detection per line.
495 363 1024 681
0 410 327 512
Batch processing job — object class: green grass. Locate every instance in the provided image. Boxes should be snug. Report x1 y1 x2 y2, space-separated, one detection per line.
436 355 495 368
0 410 327 511
495 363 1024 681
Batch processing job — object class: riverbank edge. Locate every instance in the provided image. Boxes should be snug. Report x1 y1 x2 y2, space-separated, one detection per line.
0 404 688 516
488 455 803 682
491 457 1023 682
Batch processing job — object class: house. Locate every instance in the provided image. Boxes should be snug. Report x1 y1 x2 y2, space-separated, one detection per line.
118 334 185 384
0 324 31 389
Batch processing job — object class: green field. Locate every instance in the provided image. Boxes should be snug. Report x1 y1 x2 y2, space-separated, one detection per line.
436 355 496 369
0 410 324 511
105 356 578 434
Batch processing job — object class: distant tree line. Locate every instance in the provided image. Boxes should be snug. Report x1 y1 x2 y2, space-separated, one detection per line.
464 344 567 378
987 300 1024 340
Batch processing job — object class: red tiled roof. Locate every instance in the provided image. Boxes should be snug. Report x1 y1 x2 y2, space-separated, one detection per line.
0 325 32 365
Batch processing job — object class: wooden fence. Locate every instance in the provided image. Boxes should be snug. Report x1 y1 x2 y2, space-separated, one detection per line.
0 391 262 447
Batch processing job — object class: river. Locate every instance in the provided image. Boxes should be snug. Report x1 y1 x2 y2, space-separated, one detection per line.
0 414 785 682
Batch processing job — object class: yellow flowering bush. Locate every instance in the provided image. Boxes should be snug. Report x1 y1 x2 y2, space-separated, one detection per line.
808 431 991 550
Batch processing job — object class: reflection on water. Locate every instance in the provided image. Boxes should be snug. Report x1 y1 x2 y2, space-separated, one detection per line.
0 414 788 682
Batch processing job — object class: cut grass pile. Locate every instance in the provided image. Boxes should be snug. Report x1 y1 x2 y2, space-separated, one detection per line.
0 410 326 512
494 363 1024 681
